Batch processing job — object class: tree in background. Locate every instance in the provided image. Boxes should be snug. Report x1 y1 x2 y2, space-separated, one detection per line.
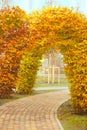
0 0 11 8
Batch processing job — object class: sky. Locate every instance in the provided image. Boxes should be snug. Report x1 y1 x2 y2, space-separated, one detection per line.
11 0 87 15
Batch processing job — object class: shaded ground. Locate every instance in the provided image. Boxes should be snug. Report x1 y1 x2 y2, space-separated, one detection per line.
0 93 28 106
58 100 87 130
0 89 64 106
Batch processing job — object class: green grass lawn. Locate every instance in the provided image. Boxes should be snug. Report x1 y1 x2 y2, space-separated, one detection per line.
58 100 87 130
35 76 70 88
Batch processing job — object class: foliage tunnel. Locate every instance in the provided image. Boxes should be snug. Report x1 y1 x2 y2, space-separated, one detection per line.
0 6 87 113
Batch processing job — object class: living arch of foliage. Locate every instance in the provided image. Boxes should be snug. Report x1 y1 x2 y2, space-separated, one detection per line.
0 6 87 113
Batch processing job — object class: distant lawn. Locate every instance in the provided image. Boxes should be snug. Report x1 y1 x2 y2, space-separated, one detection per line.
35 76 70 88
35 83 69 88
58 100 87 130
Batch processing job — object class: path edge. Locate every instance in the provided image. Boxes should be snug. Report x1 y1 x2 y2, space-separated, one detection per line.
55 98 70 130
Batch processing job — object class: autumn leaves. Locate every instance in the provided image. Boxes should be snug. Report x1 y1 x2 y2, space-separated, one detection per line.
0 7 30 98
0 6 87 113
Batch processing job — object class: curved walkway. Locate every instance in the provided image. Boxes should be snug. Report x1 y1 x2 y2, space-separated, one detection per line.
0 90 70 130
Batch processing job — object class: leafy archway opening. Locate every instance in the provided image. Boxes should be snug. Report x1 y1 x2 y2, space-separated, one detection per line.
35 48 69 87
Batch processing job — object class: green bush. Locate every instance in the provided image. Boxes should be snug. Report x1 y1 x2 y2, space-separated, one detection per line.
16 47 42 94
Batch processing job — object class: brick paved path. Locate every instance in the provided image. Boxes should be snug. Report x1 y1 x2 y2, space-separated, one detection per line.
0 90 70 130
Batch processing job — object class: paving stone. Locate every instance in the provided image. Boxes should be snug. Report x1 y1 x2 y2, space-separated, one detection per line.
0 90 70 130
